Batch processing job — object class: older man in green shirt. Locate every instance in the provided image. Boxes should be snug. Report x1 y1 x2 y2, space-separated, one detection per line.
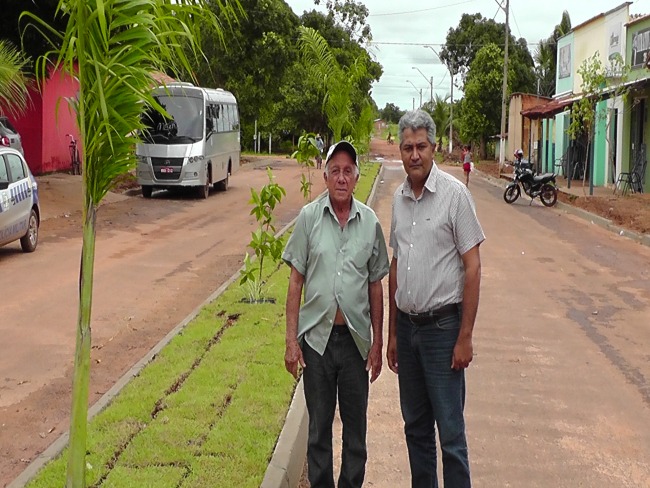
283 141 389 488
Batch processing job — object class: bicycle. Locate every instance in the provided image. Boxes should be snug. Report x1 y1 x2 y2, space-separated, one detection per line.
67 133 81 175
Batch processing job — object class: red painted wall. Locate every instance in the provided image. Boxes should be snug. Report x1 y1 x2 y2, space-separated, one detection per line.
41 69 80 174
2 67 80 175
9 89 43 174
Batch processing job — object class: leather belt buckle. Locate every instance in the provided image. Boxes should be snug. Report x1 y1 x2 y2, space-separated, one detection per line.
404 303 459 325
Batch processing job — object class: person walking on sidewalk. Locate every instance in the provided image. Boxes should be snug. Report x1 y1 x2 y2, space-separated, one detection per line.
315 133 325 169
462 144 472 187
387 109 485 488
283 140 390 488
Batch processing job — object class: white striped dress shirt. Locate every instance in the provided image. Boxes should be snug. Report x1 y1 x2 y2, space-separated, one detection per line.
389 163 485 314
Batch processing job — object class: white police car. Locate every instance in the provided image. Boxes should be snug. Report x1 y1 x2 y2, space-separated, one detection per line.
0 147 40 252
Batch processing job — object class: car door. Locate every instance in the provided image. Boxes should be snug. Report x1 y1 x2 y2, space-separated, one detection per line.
0 155 12 245
5 152 32 241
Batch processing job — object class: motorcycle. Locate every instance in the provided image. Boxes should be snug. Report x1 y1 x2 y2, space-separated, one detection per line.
503 156 558 207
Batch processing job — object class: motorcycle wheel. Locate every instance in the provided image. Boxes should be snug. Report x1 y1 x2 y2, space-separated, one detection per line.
540 183 558 207
503 184 520 204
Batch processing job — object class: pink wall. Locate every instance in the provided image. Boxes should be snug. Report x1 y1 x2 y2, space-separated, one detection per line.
41 69 80 174
2 67 80 175
8 89 43 174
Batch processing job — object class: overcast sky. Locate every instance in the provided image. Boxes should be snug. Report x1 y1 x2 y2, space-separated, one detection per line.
285 0 649 111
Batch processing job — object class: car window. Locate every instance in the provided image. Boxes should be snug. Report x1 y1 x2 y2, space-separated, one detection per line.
0 157 9 184
6 154 26 182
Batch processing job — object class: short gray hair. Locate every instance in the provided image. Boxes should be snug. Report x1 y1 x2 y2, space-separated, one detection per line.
398 109 436 146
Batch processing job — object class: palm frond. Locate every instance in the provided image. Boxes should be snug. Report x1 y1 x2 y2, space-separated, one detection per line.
0 41 31 115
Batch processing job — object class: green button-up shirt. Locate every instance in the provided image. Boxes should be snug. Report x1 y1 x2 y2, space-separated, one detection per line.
282 193 389 358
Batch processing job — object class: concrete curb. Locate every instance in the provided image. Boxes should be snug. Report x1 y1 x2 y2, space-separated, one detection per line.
473 168 650 249
260 161 386 488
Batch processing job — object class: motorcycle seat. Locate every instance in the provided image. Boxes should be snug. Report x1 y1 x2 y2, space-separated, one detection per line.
533 173 555 182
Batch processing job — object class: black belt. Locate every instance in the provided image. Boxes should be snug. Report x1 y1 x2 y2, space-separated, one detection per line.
400 303 460 325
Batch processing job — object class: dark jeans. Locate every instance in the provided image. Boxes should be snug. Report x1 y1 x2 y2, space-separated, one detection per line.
302 327 369 488
396 309 471 488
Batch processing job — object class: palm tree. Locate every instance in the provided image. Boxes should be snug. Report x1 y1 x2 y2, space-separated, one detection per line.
22 1 242 486
534 39 556 97
427 94 450 149
0 40 30 114
297 26 370 143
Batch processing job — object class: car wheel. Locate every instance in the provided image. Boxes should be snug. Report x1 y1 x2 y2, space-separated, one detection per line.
20 209 39 252
142 185 153 199
215 173 229 191
198 168 210 199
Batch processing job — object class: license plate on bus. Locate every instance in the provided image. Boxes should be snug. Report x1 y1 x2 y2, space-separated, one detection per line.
160 167 174 173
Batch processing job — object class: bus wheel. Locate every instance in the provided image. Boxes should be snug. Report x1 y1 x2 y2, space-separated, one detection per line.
198 170 210 199
142 185 153 199
215 173 229 191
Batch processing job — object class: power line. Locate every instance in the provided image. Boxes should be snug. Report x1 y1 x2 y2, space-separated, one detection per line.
368 0 479 17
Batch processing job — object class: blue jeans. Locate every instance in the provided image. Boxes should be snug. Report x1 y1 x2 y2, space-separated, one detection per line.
396 309 471 488
302 327 369 488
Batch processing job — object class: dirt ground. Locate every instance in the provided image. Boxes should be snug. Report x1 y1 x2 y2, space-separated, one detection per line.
0 157 327 487
473 158 650 235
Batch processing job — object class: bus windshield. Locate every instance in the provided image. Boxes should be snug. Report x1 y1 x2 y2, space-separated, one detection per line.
141 95 204 144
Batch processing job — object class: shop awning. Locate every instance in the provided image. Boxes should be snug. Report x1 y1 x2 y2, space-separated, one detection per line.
520 96 578 119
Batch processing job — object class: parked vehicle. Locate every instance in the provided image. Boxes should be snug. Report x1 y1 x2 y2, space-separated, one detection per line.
0 147 40 252
504 149 558 207
0 116 24 155
136 83 240 199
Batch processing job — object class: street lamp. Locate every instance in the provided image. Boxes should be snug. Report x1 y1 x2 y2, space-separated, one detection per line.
424 45 454 154
406 80 422 108
411 67 433 106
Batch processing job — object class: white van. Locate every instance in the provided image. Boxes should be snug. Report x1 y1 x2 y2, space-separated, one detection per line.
136 83 240 198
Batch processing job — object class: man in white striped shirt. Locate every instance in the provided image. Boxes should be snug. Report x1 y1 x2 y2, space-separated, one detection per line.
387 109 485 488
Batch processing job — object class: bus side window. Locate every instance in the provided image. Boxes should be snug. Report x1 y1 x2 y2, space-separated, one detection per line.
231 105 240 131
206 105 214 134
228 105 235 131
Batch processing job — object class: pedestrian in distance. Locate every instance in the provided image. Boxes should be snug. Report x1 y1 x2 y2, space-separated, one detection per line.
283 140 390 488
315 133 325 169
462 144 472 187
387 109 485 488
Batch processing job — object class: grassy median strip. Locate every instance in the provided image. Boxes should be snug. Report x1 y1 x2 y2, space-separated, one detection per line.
26 162 381 488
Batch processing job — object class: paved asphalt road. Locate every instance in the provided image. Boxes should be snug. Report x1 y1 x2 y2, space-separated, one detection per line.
331 160 650 488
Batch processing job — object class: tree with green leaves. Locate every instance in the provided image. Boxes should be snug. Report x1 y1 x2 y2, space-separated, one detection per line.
423 94 450 150
297 26 372 144
439 12 535 94
239 167 287 302
460 43 514 158
379 103 404 124
534 11 572 97
193 0 300 150
23 1 241 485
0 40 30 115
567 53 629 194
313 0 372 44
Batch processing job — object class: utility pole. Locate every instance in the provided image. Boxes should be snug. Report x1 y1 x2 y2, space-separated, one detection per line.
449 61 454 154
407 80 422 108
498 0 510 171
430 76 433 107
412 67 433 109
424 45 454 153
